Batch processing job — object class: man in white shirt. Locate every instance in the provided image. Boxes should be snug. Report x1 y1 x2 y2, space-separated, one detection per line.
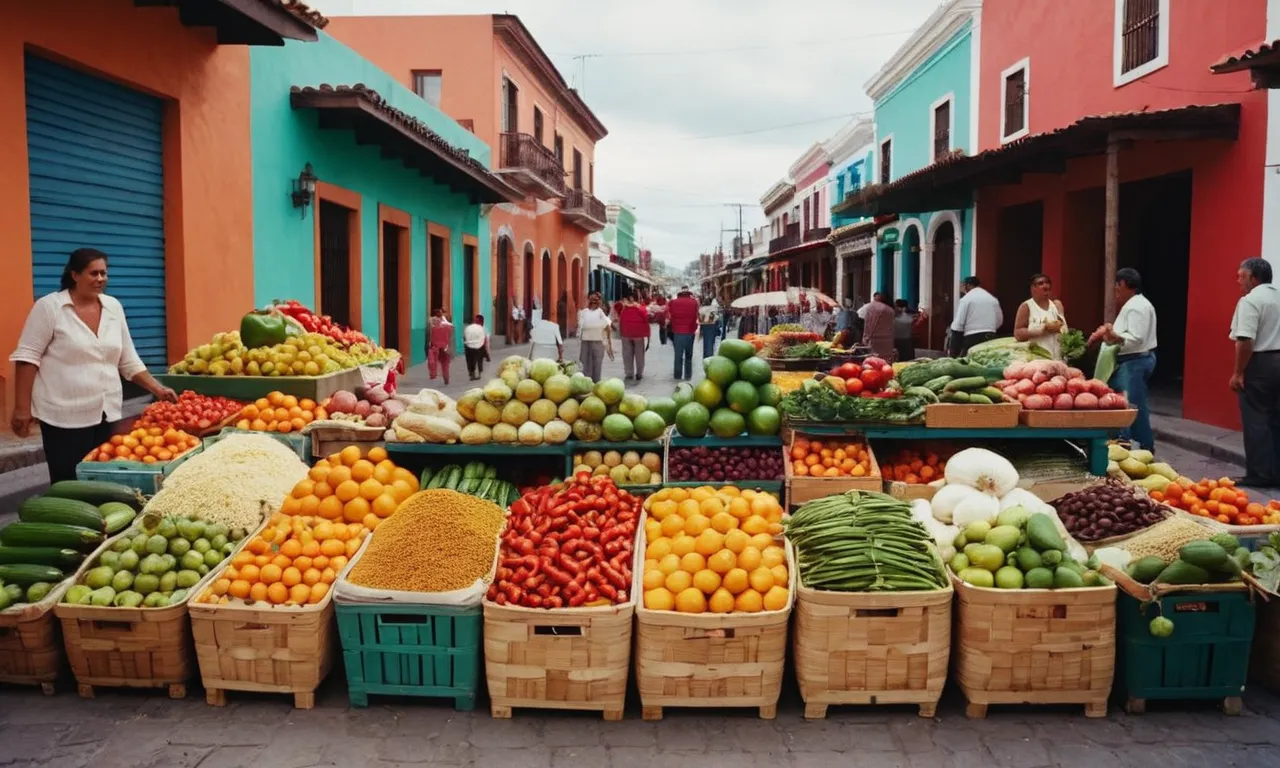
948 276 1003 356
1229 258 1280 487
1090 268 1158 450
462 314 490 382
511 300 525 345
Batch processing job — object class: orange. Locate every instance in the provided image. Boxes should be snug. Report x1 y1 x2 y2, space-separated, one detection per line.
679 552 706 574
317 495 343 520
749 567 775 593
312 522 335 541
279 539 302 559
387 480 414 503
302 567 322 586
229 580 251 599
367 446 388 463
301 539 322 558
722 568 749 594
737 546 762 572
372 462 396 485
320 567 336 584
239 564 261 583
350 459 375 482
392 467 417 486
267 391 285 407
320 538 346 558
313 555 330 570
281 394 299 410
249 582 269 602
299 398 317 412
254 555 270 567
734 589 763 613
707 550 736 574
289 584 311 605
334 480 360 503
313 481 334 500
267 582 289 605
260 564 283 585
372 493 399 519
211 579 231 597
298 495 322 516
358 478 384 502
308 465 331 484
232 552 254 567
277 421 293 434
293 555 313 571
308 582 329 604
292 479 316 499
362 512 381 530
339 446 362 466
281 567 302 587
345 538 361 557
272 554 293 570
330 555 348 571
326 465 352 487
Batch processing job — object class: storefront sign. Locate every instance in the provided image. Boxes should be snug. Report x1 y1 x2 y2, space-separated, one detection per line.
879 228 899 245
834 233 874 259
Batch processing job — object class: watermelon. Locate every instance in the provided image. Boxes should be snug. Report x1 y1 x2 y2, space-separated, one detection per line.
737 356 773 386
709 408 746 438
725 380 759 414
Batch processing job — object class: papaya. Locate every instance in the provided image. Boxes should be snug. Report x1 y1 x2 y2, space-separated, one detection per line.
1153 560 1209 586
1026 514 1066 552
1126 556 1167 584
1053 567 1085 588
1178 541 1229 572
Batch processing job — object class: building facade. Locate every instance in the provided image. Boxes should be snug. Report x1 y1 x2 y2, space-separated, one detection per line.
825 116 877 306
322 14 608 342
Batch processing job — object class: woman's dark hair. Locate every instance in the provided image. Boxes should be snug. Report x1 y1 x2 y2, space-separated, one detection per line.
894 299 909 309
61 248 108 291
474 314 485 324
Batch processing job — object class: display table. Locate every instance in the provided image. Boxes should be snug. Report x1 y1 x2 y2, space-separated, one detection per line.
788 424 1117 476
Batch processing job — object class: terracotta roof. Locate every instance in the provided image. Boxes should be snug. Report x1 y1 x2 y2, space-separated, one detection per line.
493 15 607 142
290 84 521 204
833 103 1241 218
1211 39 1280 73
276 0 328 29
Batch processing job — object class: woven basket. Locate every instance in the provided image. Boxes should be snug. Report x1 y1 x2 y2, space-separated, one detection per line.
951 574 1116 718
793 581 952 719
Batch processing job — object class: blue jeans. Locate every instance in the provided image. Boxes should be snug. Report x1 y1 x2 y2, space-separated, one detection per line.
700 324 719 359
1110 352 1156 450
673 333 695 379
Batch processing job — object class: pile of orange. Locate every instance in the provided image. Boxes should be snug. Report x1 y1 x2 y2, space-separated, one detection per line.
198 511 366 607
1153 477 1280 526
788 437 873 478
84 427 200 464
280 445 418 529
879 447 947 485
235 390 327 434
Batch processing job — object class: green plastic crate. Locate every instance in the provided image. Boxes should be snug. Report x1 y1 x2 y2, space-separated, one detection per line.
335 601 481 709
1118 590 1255 706
74 444 202 494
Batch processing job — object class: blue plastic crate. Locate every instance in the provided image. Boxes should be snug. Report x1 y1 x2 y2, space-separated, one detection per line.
335 601 482 709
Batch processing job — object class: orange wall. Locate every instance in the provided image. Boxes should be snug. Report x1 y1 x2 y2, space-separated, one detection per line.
0 0 253 413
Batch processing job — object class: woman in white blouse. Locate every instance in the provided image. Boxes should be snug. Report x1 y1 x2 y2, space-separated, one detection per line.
10 249 176 483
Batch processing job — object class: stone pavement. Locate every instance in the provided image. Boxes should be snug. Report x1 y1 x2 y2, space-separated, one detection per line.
2 677 1280 767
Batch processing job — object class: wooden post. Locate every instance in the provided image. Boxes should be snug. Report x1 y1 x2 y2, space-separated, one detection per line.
1103 134 1121 322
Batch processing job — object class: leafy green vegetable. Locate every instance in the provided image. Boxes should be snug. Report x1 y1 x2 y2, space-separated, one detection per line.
1059 330 1086 361
965 339 1052 369
784 342 829 359
779 387 928 424
1249 532 1280 595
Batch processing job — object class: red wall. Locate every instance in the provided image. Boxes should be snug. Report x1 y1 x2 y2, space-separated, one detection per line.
975 0 1268 429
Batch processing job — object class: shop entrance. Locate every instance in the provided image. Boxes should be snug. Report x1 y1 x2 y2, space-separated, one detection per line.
930 221 955 351
381 221 407 352
523 245 535 318
902 227 921 308
319 200 355 328
995 201 1044 334
541 250 552 318
463 240 477 323
428 232 446 316
496 238 510 337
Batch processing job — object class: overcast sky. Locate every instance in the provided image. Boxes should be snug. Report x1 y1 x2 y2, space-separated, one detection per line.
310 0 941 267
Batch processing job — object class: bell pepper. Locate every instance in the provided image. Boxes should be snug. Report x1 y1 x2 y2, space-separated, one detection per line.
239 310 287 349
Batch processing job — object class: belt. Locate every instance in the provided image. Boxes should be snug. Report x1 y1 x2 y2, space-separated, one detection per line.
1116 351 1153 363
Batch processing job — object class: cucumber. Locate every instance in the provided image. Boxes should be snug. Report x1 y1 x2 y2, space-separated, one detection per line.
903 386 939 404
464 462 485 480
940 391 970 403
0 546 83 569
967 394 993 405
484 465 498 479
0 522 104 552
18 497 104 531
979 387 1006 401
475 479 494 499
427 465 455 489
943 376 989 393
100 503 137 534
923 375 953 392
0 564 64 587
419 466 435 488
444 467 463 490
45 480 143 510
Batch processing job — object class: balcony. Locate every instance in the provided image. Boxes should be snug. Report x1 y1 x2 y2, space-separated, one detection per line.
562 189 607 232
496 132 566 199
768 223 830 254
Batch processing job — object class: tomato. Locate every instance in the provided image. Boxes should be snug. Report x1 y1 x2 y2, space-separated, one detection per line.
835 362 861 379
863 356 888 369
845 377 864 394
880 364 894 376
860 369 881 390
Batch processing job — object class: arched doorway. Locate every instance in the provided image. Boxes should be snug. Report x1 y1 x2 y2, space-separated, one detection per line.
930 221 956 351
523 243 535 320
541 249 552 322
902 225 921 308
495 237 511 338
571 256 583 310
556 251 568 334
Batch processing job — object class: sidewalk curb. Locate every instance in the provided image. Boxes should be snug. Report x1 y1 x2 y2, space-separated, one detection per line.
1152 423 1245 467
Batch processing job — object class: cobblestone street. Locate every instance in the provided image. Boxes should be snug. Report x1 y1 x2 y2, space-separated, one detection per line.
3 679 1280 767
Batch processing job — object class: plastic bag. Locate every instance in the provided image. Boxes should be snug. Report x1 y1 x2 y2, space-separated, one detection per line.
1094 343 1119 386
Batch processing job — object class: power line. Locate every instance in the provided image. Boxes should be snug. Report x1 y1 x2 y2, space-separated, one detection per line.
551 29 915 59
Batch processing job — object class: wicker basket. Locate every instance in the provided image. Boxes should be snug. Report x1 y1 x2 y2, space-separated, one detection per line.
785 433 881 505
951 574 1116 718
189 592 336 709
793 580 952 719
632 531 796 720
55 599 194 699
482 599 633 720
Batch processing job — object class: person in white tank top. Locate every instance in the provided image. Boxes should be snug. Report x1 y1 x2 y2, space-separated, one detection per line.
1013 273 1067 359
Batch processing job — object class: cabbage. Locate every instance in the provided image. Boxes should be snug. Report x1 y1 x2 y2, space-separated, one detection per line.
952 493 1000 528
543 419 571 444
517 421 544 446
529 358 559 384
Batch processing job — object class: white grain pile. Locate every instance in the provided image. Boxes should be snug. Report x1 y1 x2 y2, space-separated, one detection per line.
144 433 308 531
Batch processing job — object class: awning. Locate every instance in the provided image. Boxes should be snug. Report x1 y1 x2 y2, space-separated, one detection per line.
1212 40 1280 88
833 103 1241 218
829 218 881 258
291 84 522 204
767 238 831 264
135 0 324 45
594 259 652 285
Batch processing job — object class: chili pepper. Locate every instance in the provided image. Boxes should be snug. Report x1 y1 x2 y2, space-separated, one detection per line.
602 563 628 589
583 527 600 541
505 584 522 602
536 583 552 598
526 594 543 608
598 583 618 600
545 595 564 608
558 553 581 575
568 591 587 607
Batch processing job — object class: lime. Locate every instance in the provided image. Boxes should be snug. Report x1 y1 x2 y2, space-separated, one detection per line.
1149 616 1174 638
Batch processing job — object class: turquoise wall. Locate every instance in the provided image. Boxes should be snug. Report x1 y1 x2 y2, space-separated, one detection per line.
612 206 637 261
250 33 491 363
830 147 875 230
872 23 975 283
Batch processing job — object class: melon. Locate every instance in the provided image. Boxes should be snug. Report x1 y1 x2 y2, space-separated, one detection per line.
594 377 626 405
717 338 756 363
514 379 542 404
529 399 558 425
709 408 746 438
543 374 572 404
557 398 580 424
737 356 773 386
647 397 678 425
725 380 760 414
693 379 722 410
632 411 667 441
579 396 607 423
702 356 738 388
602 414 634 442
746 406 781 436
675 402 710 438
618 393 648 420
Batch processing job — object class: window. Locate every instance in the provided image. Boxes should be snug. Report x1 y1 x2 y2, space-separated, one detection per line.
501 76 518 133
1000 59 1030 143
1114 0 1169 85
879 137 892 184
803 199 810 233
553 133 564 168
412 70 442 108
931 95 953 160
572 148 583 190
533 107 544 144
589 162 594 193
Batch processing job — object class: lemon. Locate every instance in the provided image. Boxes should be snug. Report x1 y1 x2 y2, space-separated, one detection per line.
645 538 672 561
644 558 658 571
728 497 751 519
770 564 788 587
670 534 696 557
680 552 706 574
749 533 774 551
724 529 751 554
684 513 711 536
737 546 762 572
643 569 666 590
668 488 689 503
675 587 707 613
699 497 724 517
762 585 789 612
710 512 738 534
708 549 736 574
749 566 775 593
708 587 735 613
694 530 725 557
734 589 763 613
692 569 721 594
690 488 713 503
677 499 701 518
665 570 693 593
761 545 786 569
722 567 749 594
660 514 686 538
645 520 663 543
741 515 770 536
658 554 681 575
645 588 675 611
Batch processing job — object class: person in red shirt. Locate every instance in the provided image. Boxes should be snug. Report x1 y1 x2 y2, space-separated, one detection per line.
666 287 700 380
653 295 669 345
618 293 651 380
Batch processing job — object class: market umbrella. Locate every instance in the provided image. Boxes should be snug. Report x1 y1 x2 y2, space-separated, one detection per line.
731 287 836 310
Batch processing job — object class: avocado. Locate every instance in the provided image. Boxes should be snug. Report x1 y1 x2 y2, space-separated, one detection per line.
1053 567 1085 589
1015 547 1043 572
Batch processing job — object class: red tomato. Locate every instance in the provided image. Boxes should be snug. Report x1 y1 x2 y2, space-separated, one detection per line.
845 377 864 394
860 369 881 390
863 356 888 370
836 362 861 379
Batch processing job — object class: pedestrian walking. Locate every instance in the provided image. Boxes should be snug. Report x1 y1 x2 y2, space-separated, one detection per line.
530 296 542 326
1089 268 1157 450
1014 273 1068 360
1229 257 1280 487
427 308 454 385
557 292 568 340
654 295 669 345
893 299 915 363
511 299 525 344
667 286 699 380
698 297 720 359
862 293 896 360
577 292 614 381
948 276 1002 355
463 314 490 381
528 317 563 363
619 294 650 381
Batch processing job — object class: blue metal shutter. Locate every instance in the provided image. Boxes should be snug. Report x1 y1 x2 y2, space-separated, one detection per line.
25 55 167 367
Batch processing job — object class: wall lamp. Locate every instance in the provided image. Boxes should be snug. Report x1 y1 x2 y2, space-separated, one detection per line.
292 163 317 216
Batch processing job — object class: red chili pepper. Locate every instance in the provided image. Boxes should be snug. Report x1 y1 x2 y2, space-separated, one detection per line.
583 527 600 541
536 583 552 598
569 591 587 607
558 553 581 575
526 595 543 608
598 583 618 600
545 595 564 608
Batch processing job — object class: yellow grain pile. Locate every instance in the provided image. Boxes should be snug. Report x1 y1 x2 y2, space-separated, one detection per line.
1122 516 1215 561
348 489 505 592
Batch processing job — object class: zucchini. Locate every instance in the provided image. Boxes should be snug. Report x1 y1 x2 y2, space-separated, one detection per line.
18 497 104 531
903 386 939 404
419 466 435 488
45 480 143 510
0 522 104 552
0 546 83 569
923 375 952 392
100 503 137 534
940 391 970 403
943 376 989 393
0 563 64 587
444 467 463 490
979 386 1006 401
967 394 993 405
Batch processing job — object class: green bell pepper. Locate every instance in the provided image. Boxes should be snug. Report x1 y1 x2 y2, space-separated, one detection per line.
239 310 287 349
